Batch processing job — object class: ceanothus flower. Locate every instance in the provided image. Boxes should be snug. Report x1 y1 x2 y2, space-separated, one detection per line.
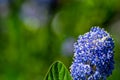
70 27 114 80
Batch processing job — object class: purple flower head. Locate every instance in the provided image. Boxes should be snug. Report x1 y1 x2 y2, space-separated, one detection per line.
70 27 114 80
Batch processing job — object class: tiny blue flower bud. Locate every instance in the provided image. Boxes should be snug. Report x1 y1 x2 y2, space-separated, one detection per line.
70 27 114 80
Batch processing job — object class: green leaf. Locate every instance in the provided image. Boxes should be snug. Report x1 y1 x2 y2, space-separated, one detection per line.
44 61 72 80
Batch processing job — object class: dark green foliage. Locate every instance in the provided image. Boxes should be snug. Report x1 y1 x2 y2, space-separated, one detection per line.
44 61 72 80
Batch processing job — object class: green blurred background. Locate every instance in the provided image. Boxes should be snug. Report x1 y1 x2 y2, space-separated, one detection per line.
0 0 120 80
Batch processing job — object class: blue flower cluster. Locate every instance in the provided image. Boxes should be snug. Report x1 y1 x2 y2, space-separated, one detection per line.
70 27 114 80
